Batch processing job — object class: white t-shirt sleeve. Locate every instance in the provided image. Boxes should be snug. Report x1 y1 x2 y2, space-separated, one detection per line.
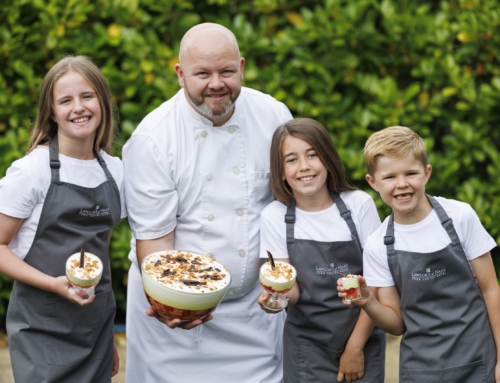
458 203 496 260
356 196 381 248
363 222 395 287
259 203 289 260
123 134 178 239
0 157 41 219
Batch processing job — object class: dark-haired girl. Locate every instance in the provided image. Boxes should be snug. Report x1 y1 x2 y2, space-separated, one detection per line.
257 118 385 382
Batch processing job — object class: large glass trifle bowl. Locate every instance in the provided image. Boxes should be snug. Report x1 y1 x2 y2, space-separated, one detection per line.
141 250 231 322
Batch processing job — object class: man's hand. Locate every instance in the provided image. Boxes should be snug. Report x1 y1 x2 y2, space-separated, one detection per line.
146 306 212 329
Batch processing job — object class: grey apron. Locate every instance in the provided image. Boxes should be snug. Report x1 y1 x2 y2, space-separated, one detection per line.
283 192 385 383
6 137 120 383
385 195 497 383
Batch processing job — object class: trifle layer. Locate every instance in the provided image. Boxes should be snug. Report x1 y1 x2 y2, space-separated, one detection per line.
259 261 296 294
66 252 103 287
141 250 231 312
341 275 361 300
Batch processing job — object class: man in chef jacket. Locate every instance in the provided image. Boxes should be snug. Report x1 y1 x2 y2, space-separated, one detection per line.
123 23 293 382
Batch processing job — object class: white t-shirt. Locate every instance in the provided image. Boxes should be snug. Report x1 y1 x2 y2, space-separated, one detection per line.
363 196 496 287
0 145 127 260
259 190 381 259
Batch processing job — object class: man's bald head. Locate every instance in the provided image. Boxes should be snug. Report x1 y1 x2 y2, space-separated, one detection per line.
179 23 240 65
175 23 245 126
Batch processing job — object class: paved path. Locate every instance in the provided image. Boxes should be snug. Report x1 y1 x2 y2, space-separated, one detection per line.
0 332 400 382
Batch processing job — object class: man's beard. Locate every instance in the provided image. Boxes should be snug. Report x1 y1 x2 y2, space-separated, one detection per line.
185 85 240 118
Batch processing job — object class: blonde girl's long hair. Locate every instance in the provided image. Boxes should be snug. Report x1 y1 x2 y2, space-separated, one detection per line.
28 55 116 154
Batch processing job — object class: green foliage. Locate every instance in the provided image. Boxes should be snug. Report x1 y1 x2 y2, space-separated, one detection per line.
1 0 500 324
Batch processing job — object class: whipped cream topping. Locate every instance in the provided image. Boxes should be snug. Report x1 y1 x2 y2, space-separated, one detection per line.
143 250 230 294
67 253 103 280
341 275 360 289
260 261 296 284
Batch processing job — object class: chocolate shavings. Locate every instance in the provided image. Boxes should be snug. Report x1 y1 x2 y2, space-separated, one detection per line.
180 279 207 286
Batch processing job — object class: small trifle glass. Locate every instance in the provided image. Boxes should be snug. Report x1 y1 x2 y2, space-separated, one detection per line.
341 274 362 302
66 252 103 299
259 261 297 311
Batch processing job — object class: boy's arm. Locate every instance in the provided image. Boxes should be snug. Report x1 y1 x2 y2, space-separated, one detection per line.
339 276 405 335
470 252 500 381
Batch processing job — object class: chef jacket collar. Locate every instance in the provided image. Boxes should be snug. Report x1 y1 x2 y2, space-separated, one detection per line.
179 89 241 131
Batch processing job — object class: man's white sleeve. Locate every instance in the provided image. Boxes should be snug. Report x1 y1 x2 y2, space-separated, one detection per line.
123 134 178 239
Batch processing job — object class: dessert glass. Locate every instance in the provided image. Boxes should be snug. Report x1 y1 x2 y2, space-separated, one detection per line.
66 252 103 299
141 250 231 322
341 275 362 302
259 261 297 311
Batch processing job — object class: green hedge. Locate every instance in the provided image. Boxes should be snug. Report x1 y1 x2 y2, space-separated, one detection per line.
1 0 499 325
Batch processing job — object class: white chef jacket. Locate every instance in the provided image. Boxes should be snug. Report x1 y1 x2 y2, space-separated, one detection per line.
123 87 293 382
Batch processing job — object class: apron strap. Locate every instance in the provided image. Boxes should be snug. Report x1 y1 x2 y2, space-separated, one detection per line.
49 136 61 182
285 199 296 244
94 150 114 181
384 195 463 254
426 194 461 248
331 192 362 251
48 136 114 182
384 213 396 256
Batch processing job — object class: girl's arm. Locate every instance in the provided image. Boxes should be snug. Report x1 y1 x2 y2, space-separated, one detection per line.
257 258 299 312
338 276 405 335
470 252 500 383
337 287 378 382
0 212 93 305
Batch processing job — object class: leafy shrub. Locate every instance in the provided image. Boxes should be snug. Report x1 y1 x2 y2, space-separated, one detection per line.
1 0 499 325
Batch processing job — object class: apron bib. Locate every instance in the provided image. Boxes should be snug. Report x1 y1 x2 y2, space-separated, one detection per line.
283 193 385 383
6 137 121 383
385 195 497 383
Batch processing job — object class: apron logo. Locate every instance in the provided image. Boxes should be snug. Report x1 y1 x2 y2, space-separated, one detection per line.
316 263 349 276
411 266 446 281
79 205 110 217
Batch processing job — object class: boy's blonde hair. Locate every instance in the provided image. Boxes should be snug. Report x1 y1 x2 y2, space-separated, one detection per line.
363 126 427 176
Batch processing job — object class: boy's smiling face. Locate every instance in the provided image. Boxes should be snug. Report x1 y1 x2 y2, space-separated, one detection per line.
366 154 433 224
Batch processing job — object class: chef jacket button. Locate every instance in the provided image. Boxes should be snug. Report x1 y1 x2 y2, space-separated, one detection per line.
232 167 241 175
206 173 213 181
228 126 235 134
238 250 246 258
208 214 214 221
201 130 208 138
236 208 244 216
232 287 240 294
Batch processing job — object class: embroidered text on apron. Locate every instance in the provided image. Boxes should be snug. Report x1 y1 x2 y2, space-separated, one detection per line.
7 137 121 383
385 195 497 383
283 192 385 383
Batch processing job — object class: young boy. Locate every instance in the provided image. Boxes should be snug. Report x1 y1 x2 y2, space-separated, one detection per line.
339 126 500 382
